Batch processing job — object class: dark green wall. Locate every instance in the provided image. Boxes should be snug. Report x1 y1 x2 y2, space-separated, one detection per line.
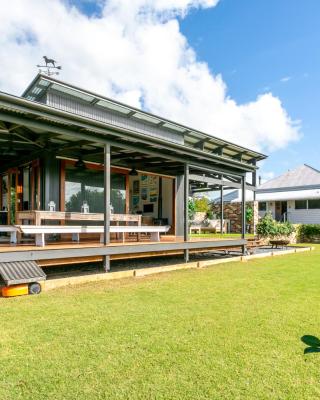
42 155 60 211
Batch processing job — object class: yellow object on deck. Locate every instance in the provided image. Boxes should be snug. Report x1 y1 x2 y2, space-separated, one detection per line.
2 284 29 297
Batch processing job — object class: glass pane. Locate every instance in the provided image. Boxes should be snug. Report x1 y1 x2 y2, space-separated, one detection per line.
23 167 31 210
1 176 8 224
111 173 126 214
308 199 320 209
32 166 40 210
258 202 267 211
10 173 16 224
65 165 126 214
295 200 307 209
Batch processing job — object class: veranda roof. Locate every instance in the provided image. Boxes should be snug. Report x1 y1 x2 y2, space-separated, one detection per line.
0 74 266 179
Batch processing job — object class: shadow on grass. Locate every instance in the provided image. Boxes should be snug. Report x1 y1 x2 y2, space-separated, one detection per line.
301 335 320 354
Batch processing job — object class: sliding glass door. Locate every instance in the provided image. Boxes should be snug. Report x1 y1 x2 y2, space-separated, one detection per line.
64 163 127 214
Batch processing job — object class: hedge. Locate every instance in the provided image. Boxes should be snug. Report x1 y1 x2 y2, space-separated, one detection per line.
298 224 320 238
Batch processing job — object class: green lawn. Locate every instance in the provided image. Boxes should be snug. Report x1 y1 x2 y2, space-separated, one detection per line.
1 245 320 399
190 232 254 239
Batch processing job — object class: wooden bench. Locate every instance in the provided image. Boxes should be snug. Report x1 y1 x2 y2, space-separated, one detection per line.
0 226 18 243
189 219 230 235
17 225 171 247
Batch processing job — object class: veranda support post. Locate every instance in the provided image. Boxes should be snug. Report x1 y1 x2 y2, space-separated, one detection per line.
220 181 224 234
103 143 111 272
241 176 246 254
184 163 189 262
252 166 257 234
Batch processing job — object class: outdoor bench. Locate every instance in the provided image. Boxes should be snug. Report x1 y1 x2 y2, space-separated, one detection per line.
0 226 19 243
17 225 171 247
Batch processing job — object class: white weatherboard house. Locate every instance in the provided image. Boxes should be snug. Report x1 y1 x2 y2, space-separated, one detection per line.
218 164 320 224
256 164 320 223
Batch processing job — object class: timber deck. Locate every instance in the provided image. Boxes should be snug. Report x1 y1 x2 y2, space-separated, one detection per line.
0 236 246 266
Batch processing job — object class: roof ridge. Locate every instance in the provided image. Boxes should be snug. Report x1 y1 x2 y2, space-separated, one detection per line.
303 163 320 174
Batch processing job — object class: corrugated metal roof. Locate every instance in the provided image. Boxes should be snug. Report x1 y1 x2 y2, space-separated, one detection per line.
259 164 320 190
20 73 266 164
0 261 46 285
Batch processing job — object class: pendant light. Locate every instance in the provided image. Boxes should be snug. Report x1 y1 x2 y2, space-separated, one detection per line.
129 167 138 176
75 158 86 169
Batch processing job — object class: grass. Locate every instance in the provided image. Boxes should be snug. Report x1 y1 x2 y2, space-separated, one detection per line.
190 233 254 239
1 245 320 399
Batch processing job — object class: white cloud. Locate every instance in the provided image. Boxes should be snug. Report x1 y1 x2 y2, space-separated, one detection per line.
280 76 292 83
0 0 300 153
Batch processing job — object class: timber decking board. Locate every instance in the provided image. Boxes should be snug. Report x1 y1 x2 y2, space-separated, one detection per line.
36 247 244 267
0 237 245 264
0 236 241 253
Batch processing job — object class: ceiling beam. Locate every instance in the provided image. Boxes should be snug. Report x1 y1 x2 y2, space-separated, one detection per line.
0 110 249 176
12 129 43 148
212 145 228 156
189 173 242 189
193 137 212 150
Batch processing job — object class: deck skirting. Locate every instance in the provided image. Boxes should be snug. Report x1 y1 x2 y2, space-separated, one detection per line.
0 239 247 263
40 246 313 292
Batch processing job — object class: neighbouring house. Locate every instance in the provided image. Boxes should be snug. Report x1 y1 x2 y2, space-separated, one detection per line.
0 73 265 284
213 164 320 226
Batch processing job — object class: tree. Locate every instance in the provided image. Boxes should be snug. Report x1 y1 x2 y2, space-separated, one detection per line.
66 188 125 213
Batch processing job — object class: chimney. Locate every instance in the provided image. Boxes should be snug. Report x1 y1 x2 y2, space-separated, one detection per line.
258 176 262 186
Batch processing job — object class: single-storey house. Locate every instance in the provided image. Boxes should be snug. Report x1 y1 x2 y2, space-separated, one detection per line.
215 164 320 224
0 73 265 284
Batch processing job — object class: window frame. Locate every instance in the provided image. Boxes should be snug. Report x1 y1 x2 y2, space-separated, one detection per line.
308 199 320 209
295 199 308 210
258 201 267 212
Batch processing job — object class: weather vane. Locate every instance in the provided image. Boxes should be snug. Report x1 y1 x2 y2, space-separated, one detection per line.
37 56 62 76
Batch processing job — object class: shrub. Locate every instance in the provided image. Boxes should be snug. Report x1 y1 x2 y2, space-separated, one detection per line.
257 212 278 237
188 199 196 220
298 224 320 238
188 196 211 220
277 221 295 236
257 212 295 238
194 197 210 212
246 206 254 223
206 210 215 220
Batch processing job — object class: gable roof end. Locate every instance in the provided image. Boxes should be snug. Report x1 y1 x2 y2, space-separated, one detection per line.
259 164 320 190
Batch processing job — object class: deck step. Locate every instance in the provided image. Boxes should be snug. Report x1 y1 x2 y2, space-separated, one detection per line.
0 261 46 285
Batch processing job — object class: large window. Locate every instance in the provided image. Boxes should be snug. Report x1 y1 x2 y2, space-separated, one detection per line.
295 200 307 210
22 167 31 210
258 202 267 212
294 199 320 210
308 199 320 209
65 165 126 213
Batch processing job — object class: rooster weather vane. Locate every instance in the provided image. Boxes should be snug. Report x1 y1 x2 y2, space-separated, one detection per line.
37 56 62 76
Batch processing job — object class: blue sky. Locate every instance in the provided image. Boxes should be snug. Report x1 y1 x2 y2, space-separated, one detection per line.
2 0 318 182
179 0 320 178
75 0 319 179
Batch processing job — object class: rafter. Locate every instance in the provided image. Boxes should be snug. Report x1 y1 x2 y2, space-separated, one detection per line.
12 130 43 148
